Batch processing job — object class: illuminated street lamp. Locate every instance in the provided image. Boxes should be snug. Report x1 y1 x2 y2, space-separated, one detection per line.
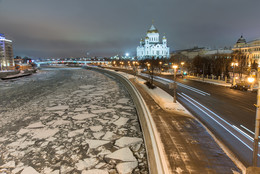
159 61 162 74
133 61 137 77
248 76 255 83
147 63 150 70
231 62 238 86
181 62 185 75
172 65 178 103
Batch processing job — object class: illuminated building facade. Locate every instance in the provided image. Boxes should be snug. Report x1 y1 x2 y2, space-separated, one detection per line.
0 34 14 70
137 24 170 59
233 35 260 66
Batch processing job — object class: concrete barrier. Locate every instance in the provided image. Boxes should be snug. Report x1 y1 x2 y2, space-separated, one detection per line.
85 66 168 174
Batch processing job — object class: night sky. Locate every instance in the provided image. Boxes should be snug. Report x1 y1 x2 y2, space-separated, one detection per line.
1 0 260 59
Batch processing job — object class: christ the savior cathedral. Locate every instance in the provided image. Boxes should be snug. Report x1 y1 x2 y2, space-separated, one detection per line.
136 24 170 59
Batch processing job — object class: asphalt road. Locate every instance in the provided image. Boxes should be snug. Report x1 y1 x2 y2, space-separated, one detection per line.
107 67 259 167
161 74 256 133
131 79 241 173
156 74 257 167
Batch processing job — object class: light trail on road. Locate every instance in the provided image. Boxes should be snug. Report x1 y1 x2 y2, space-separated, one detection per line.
140 73 210 96
108 68 257 166
178 92 260 158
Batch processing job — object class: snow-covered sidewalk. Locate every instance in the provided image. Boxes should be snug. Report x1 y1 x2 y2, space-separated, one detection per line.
185 75 231 87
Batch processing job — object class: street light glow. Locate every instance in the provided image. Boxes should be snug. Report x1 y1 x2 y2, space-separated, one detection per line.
172 65 178 69
248 77 255 83
125 53 129 57
231 62 238 66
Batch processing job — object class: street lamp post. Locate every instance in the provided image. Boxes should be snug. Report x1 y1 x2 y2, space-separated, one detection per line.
231 62 238 86
133 61 137 77
159 61 162 74
248 76 255 91
173 65 178 103
181 62 184 74
253 71 260 166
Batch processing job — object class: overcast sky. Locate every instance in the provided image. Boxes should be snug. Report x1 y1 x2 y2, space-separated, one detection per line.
0 0 260 58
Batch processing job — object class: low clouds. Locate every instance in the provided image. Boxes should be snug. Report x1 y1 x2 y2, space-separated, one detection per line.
0 0 260 58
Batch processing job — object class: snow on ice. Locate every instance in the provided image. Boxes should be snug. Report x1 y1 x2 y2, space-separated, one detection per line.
0 69 147 173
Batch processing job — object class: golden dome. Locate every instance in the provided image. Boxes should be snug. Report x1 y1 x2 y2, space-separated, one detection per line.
145 36 149 39
147 29 159 33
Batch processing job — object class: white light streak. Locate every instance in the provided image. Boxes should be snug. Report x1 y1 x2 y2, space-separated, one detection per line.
178 93 255 152
178 92 260 156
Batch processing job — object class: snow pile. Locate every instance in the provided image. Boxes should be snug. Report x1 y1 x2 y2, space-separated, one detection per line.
139 81 193 116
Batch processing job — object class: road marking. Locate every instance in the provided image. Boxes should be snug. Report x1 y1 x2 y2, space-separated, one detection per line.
240 125 260 139
178 92 260 156
241 125 255 135
232 125 253 142
140 73 210 96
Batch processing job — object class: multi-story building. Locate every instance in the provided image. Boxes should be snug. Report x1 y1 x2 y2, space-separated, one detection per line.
233 35 260 66
171 47 232 59
171 47 207 59
0 34 14 70
137 24 170 59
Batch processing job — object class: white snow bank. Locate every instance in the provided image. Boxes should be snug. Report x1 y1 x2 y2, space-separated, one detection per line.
138 80 192 117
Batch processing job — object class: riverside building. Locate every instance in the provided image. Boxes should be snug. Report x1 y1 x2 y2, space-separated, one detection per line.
137 24 170 59
233 35 260 66
0 34 14 70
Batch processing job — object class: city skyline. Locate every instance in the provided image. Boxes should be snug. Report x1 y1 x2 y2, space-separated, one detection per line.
0 0 260 58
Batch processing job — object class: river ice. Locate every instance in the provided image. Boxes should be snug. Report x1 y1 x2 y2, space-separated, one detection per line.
0 68 148 174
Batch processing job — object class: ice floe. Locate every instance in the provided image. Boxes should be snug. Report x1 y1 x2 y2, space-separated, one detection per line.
116 161 138 174
115 137 143 147
85 139 110 149
73 113 98 120
105 147 137 162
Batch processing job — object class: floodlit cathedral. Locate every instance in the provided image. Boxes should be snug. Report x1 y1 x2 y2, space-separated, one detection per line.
137 24 170 59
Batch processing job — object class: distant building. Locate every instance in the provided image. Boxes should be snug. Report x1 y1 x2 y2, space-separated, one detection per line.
172 47 207 59
204 48 232 58
172 46 232 59
0 34 14 70
233 35 260 66
137 24 170 59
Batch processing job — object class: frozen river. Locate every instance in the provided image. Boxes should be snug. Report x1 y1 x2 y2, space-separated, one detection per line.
0 68 148 174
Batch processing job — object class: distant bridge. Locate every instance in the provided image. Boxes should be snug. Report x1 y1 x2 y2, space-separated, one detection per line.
34 60 110 67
